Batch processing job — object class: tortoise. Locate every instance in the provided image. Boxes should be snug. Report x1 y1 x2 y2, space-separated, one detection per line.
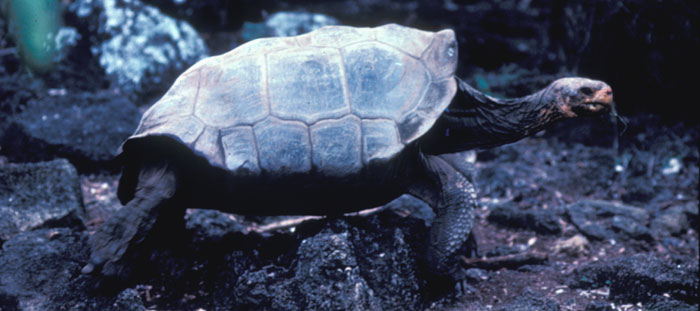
82 24 614 279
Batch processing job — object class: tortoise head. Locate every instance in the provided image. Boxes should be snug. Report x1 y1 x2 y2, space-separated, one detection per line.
543 77 614 118
423 28 459 80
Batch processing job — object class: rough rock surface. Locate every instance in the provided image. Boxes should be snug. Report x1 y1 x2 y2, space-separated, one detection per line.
185 209 251 245
565 200 652 242
292 232 381 311
0 228 87 311
487 204 562 235
0 228 149 311
494 288 560 311
567 253 698 308
232 215 424 310
0 159 85 242
0 91 140 172
650 203 698 237
68 0 208 99
264 11 339 37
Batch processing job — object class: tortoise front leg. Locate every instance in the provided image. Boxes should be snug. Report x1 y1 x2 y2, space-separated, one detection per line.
409 154 477 278
82 161 182 278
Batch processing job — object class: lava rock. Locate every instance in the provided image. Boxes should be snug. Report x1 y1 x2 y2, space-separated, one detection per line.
485 244 529 257
233 213 426 310
0 159 85 242
264 11 338 37
111 289 146 311
234 230 382 311
494 288 560 311
476 165 514 198
621 176 656 204
234 265 297 310
650 203 698 237
609 255 698 304
347 221 422 310
567 253 698 305
294 232 382 311
185 209 251 244
0 291 19 311
68 0 208 99
488 204 562 235
645 296 698 311
0 228 88 310
565 200 649 242
0 228 144 310
464 268 489 283
610 215 653 242
584 300 614 311
0 90 140 172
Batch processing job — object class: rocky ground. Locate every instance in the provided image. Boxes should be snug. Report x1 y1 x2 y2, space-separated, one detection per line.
1 1 698 310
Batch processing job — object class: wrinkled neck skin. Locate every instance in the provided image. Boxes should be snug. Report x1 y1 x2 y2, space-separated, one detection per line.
419 78 562 154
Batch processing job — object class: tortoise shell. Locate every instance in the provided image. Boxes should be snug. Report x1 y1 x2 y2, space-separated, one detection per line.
128 24 458 176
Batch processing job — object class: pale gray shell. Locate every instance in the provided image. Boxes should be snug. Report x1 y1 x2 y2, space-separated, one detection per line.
128 24 458 176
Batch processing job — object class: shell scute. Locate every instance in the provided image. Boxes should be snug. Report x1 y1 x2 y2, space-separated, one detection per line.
253 118 311 174
221 126 260 175
343 42 430 121
194 56 268 127
310 115 362 176
268 48 349 124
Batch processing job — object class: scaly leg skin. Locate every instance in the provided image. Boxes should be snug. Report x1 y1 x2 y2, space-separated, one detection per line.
410 154 477 289
82 161 179 279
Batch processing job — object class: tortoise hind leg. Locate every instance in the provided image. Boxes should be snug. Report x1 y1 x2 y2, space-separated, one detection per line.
82 160 182 278
409 154 477 279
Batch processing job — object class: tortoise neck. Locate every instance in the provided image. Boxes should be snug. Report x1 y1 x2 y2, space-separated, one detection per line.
419 82 561 154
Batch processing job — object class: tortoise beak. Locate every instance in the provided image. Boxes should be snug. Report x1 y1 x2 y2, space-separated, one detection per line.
583 84 613 113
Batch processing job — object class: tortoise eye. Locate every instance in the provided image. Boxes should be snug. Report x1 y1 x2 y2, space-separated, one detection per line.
579 86 594 96
446 40 457 58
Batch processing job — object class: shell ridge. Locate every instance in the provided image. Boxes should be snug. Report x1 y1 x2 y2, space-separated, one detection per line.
190 124 206 148
399 69 433 121
306 122 315 171
373 40 421 61
419 36 437 59
215 129 225 167
192 69 202 115
262 53 271 117
248 125 262 171
266 112 397 127
336 48 353 115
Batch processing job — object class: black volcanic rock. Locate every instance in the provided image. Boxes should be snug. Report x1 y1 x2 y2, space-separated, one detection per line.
0 159 85 242
0 91 140 172
567 253 698 305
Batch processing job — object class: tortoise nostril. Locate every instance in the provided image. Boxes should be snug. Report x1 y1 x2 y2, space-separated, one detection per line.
579 86 594 96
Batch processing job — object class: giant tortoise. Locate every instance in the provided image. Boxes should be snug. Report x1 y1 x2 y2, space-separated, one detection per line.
82 24 614 279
